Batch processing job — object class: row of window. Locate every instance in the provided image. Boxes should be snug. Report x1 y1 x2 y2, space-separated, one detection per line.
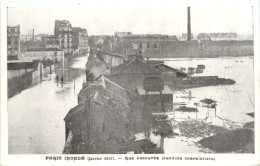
8 28 19 33
7 51 18 55
8 47 18 50
133 43 159 49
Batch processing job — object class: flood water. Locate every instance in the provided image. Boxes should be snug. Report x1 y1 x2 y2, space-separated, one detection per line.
164 56 254 124
8 56 88 154
8 56 254 154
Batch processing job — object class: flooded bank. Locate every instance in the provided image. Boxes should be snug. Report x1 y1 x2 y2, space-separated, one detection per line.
8 56 254 154
8 56 87 154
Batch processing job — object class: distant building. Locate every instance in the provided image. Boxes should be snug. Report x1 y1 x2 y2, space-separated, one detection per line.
24 47 64 61
41 35 49 43
181 33 194 40
97 50 124 67
108 33 178 57
20 34 33 42
197 33 237 40
44 35 59 48
54 20 72 54
72 27 88 55
114 31 133 37
7 25 20 60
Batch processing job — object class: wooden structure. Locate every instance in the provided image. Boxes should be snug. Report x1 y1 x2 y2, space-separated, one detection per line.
143 77 165 112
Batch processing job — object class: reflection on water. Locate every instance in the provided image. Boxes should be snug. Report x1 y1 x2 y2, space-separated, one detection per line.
8 56 254 154
165 56 254 124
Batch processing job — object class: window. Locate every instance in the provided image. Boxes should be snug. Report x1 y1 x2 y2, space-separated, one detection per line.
147 42 150 48
154 43 158 48
140 43 142 49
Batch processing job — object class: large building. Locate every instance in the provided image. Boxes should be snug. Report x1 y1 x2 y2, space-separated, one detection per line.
20 34 33 42
7 25 20 60
24 47 64 61
72 27 88 55
197 33 238 40
54 20 72 54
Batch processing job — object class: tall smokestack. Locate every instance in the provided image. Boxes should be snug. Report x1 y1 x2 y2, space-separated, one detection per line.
187 6 191 41
32 29 34 41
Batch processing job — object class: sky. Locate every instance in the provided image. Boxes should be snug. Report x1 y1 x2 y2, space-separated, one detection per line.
7 2 254 36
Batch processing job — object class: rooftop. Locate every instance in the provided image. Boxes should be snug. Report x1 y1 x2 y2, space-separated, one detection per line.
26 47 63 52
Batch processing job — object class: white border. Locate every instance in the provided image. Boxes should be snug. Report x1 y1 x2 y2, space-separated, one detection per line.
1 0 260 166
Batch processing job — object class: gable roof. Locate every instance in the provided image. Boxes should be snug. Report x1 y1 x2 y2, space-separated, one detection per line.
146 60 164 66
64 75 137 121
152 63 187 75
111 56 161 75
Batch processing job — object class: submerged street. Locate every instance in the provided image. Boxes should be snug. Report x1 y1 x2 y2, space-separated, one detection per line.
8 56 88 154
8 56 254 154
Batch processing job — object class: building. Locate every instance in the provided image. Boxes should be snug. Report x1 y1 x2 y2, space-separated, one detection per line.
114 31 133 37
63 75 154 154
45 40 59 48
108 33 178 58
54 20 72 54
7 25 20 60
147 62 188 78
97 50 124 67
72 27 88 55
45 35 59 48
24 47 64 61
181 33 194 40
20 34 33 42
197 33 238 40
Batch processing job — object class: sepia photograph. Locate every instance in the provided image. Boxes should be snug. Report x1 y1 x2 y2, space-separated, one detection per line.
1 0 260 165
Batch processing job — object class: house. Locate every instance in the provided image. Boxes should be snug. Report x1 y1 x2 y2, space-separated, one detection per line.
54 20 73 54
72 27 88 55
63 75 153 154
148 62 188 78
97 50 124 67
7 25 20 60
24 47 64 61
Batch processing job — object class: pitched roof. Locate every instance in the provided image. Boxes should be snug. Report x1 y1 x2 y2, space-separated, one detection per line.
64 75 137 121
152 63 188 75
111 56 161 75
98 50 125 59
146 60 164 66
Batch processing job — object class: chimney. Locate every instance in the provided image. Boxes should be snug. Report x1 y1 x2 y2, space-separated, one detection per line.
187 6 191 41
32 29 34 41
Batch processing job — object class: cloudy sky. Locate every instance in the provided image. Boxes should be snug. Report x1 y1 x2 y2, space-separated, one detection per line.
7 1 254 36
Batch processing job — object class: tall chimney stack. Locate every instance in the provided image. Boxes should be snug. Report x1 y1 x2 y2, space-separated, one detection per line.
32 29 34 41
187 6 191 41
